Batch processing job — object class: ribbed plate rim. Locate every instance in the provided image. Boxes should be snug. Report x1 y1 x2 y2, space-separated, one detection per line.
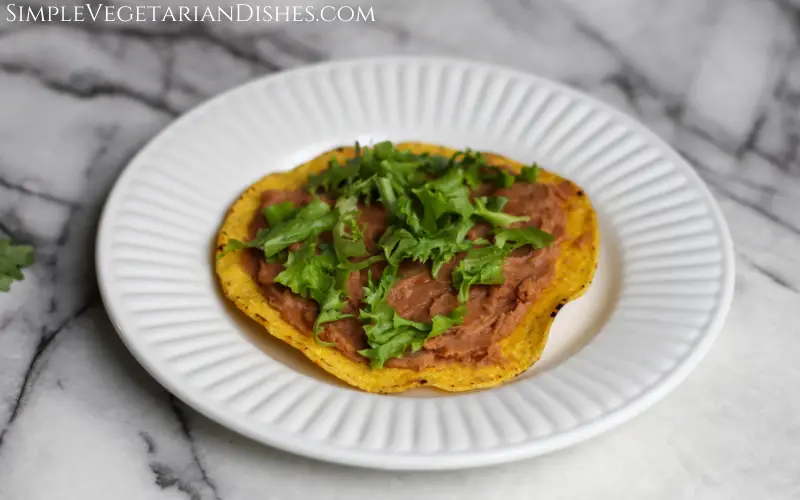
96 56 735 470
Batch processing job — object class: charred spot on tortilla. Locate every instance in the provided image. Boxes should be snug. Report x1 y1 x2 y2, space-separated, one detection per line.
215 141 599 393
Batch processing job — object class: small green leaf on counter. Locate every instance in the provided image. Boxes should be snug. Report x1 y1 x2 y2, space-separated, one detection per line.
0 239 35 292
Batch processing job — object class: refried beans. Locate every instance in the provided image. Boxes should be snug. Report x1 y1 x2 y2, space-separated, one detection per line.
243 180 576 370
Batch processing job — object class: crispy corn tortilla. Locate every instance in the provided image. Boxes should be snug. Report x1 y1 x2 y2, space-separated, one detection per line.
215 143 599 393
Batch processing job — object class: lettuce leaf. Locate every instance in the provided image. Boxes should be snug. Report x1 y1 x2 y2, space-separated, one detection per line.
274 240 336 303
332 196 367 262
411 167 474 234
312 287 352 346
473 196 529 228
220 197 336 259
451 246 508 302
262 201 296 227
274 241 349 346
494 226 555 250
357 266 467 369
519 163 539 183
0 239 35 292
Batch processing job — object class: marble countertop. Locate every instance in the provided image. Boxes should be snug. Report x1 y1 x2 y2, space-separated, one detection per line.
1 0 799 498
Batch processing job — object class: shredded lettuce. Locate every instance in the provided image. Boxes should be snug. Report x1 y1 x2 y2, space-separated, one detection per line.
220 197 335 258
473 196 529 228
357 267 467 369
451 246 508 302
332 196 367 262
262 201 296 226
519 163 540 183
273 241 350 346
494 226 555 250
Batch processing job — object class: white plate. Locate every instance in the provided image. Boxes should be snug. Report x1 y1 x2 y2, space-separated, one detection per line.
96 57 734 470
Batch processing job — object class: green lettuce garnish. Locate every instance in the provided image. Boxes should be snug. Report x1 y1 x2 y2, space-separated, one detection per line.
451 246 508 302
357 266 468 369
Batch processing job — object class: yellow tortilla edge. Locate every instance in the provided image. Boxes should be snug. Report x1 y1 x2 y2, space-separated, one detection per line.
215 142 599 394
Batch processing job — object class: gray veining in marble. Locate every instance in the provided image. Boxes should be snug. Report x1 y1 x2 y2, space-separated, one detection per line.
1 0 799 499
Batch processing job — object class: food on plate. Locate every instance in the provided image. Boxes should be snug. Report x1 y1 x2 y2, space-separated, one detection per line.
215 141 598 393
